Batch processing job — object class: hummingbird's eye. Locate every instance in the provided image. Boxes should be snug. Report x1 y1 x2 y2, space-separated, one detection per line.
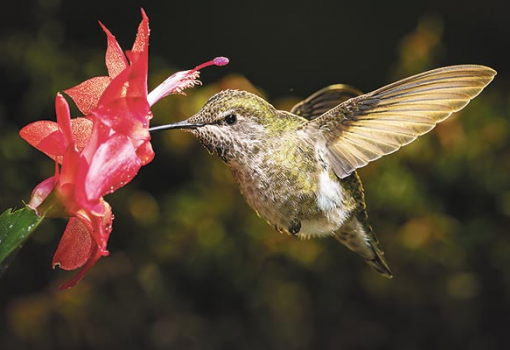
224 114 237 125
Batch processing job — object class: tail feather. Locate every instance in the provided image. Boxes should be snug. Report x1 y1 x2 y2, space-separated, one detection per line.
333 228 393 278
336 171 393 278
365 248 393 278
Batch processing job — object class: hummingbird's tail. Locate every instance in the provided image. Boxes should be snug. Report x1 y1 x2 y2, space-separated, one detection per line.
333 221 393 279
334 171 393 278
364 244 393 279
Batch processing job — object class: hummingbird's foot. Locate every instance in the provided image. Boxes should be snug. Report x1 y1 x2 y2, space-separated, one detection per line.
288 220 302 235
274 225 286 234
273 219 301 235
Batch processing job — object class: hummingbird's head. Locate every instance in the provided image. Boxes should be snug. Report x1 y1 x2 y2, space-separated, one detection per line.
152 90 297 163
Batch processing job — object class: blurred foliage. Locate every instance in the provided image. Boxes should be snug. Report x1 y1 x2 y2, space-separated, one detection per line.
1 2 509 350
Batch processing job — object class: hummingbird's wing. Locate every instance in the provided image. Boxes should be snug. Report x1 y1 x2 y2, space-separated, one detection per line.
290 84 363 120
306 65 496 179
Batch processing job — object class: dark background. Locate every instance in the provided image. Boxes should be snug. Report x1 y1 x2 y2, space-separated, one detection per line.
1 0 509 349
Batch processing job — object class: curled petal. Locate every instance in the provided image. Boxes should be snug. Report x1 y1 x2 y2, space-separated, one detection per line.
58 244 102 290
28 176 57 211
59 143 81 193
89 200 113 255
136 139 155 165
55 93 73 145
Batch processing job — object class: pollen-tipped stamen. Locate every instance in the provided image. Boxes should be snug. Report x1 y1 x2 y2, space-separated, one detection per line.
147 57 229 106
189 56 229 74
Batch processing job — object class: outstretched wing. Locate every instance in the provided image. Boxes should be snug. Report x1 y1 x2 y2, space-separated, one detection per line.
290 84 362 120
305 65 496 179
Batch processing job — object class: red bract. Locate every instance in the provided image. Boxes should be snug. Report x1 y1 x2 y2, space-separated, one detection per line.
20 9 228 289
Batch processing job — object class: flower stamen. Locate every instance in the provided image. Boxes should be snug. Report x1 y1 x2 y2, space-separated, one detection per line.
147 57 229 106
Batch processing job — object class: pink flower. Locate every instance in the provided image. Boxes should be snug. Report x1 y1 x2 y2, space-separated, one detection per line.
19 9 228 289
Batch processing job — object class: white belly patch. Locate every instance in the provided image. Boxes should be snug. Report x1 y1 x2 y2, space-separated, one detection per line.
299 170 350 238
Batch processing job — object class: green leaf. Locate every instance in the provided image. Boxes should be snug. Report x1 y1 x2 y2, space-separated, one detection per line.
0 206 45 276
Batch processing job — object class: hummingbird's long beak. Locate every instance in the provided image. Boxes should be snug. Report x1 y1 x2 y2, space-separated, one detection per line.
149 120 204 133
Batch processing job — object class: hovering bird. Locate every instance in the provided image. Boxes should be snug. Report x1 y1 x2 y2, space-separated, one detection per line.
150 65 496 277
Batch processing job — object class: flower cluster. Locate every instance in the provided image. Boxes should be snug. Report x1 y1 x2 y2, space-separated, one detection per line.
19 9 227 289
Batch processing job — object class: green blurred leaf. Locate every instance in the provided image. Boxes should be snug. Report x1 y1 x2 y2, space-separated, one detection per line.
0 207 45 276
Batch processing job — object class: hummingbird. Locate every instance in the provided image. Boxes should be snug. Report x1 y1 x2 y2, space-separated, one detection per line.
150 65 496 277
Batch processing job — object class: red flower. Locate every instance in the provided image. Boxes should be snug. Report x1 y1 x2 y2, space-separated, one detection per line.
20 9 228 289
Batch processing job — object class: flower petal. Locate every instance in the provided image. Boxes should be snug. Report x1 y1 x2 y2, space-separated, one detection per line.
70 117 93 151
98 21 129 78
93 93 150 141
58 245 102 290
93 11 149 138
19 103 92 164
65 76 112 115
53 217 93 271
131 9 149 54
54 200 113 290
20 121 64 162
81 133 141 202
92 60 150 141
